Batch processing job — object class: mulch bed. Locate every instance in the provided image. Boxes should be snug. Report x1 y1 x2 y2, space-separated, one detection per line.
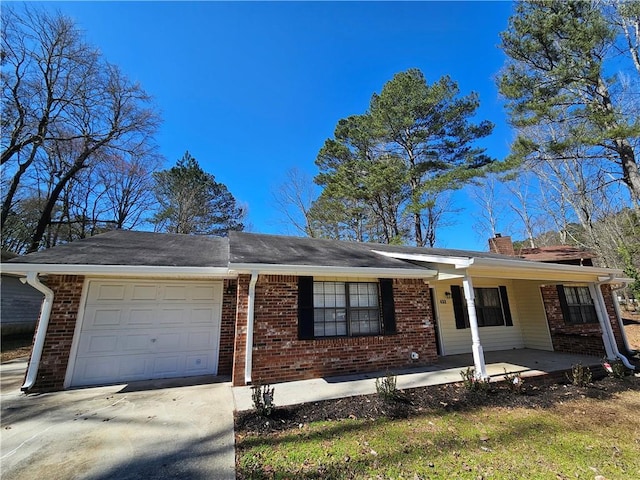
235 373 640 435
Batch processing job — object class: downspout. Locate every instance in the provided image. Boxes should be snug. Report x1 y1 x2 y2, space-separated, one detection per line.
20 272 54 391
610 283 635 354
244 271 259 385
592 278 635 370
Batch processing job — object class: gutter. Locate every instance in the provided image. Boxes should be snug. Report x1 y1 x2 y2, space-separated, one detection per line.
229 263 438 279
2 263 232 277
472 257 627 278
593 276 635 370
244 271 259 385
20 272 54 391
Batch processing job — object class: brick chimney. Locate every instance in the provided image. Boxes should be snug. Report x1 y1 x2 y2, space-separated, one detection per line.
488 233 515 256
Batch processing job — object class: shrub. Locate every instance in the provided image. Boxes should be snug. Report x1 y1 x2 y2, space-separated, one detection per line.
566 363 592 387
251 384 275 416
602 358 628 380
375 373 399 401
503 369 525 394
460 367 490 392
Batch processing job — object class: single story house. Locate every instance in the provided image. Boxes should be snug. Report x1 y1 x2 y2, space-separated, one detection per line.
1 250 44 337
1 230 634 392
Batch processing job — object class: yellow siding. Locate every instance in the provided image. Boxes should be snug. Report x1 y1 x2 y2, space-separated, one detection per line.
432 279 524 355
511 280 553 351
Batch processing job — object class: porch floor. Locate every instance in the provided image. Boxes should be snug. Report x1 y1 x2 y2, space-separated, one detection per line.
233 349 601 411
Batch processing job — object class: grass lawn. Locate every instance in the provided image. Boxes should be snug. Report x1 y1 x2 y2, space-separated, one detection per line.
237 387 640 479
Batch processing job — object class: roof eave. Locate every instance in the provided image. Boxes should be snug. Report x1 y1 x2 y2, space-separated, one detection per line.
0 263 233 278
228 262 438 278
470 257 626 282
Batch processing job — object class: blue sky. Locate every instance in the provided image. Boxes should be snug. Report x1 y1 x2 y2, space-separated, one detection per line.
28 1 515 250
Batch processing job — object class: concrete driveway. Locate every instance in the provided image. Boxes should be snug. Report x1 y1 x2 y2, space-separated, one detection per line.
1 360 235 479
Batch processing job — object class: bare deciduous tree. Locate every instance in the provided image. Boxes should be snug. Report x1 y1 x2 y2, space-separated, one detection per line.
271 168 319 237
1 6 161 253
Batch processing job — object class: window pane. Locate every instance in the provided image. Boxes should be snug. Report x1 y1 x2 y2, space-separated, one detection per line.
312 281 379 337
577 287 592 305
349 282 378 307
474 288 504 327
565 286 579 304
563 286 598 324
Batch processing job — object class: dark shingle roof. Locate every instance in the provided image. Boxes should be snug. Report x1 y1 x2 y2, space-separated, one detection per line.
5 230 523 271
6 230 229 267
229 231 516 268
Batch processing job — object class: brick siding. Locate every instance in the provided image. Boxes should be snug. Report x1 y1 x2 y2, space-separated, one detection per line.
600 284 627 352
27 275 85 392
232 274 251 385
218 279 237 375
540 284 606 356
232 275 437 386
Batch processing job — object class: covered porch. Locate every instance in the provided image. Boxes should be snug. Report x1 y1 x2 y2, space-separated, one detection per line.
233 348 601 411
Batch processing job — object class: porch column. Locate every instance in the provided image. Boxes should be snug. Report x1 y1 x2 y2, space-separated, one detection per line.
462 275 488 379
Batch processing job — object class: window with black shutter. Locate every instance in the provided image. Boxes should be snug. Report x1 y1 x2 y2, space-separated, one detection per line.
298 278 396 339
451 285 513 328
557 285 598 325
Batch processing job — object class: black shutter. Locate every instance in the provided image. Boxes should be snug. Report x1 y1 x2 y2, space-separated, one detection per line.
499 285 513 326
451 285 467 329
380 278 396 334
298 276 314 340
556 285 571 324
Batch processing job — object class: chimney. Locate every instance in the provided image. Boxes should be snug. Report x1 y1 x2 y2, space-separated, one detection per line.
488 233 515 256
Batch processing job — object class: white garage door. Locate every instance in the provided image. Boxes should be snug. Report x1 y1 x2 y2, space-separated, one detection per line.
71 279 223 387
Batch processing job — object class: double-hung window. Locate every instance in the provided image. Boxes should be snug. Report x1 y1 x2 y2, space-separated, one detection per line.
451 285 513 329
313 281 381 337
557 286 598 325
474 288 506 327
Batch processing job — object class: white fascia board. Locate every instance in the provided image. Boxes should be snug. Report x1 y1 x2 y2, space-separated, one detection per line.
0 263 233 278
470 257 625 281
371 250 474 269
229 263 438 278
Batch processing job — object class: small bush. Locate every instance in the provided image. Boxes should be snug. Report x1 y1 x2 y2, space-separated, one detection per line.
503 369 525 394
566 363 592 387
375 373 399 401
602 358 629 380
251 384 275 417
460 367 490 392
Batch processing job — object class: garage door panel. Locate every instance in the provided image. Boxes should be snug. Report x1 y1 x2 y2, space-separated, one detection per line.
153 355 182 375
155 332 183 351
121 334 151 352
92 284 127 302
90 308 123 327
192 285 221 302
131 284 158 300
128 308 155 326
71 280 222 387
157 307 187 325
190 306 217 325
87 335 118 353
186 330 215 350
118 357 148 378
163 285 188 301
185 353 213 374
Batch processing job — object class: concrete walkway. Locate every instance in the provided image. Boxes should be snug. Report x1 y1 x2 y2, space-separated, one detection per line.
1 361 236 480
233 349 601 411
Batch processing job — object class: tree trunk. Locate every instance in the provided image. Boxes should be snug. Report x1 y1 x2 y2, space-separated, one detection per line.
27 161 88 253
618 140 640 208
1 143 39 228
